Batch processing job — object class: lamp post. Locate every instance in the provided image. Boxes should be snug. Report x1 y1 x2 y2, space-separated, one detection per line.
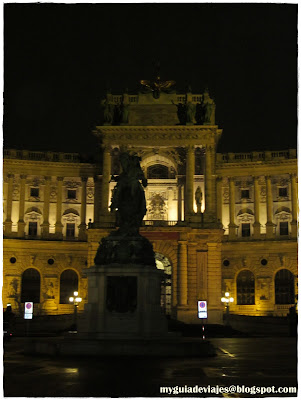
69 291 82 331
221 291 234 326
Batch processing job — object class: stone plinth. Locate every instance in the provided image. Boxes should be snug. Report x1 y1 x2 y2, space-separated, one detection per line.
78 263 168 339
25 336 216 357
42 299 58 313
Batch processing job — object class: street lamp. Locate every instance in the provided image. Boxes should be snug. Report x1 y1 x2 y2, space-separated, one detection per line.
221 292 234 326
69 291 82 331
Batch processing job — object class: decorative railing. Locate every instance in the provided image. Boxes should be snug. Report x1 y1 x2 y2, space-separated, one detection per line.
143 220 178 227
111 94 204 104
3 149 81 163
217 149 296 163
89 220 179 229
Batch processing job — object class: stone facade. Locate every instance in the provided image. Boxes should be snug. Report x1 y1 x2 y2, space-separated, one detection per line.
3 87 298 323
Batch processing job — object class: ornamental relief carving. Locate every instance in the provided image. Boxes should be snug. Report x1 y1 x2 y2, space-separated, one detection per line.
64 180 81 188
258 177 266 185
27 177 45 186
238 213 254 223
148 193 167 220
257 277 272 300
49 187 57 202
103 131 211 143
223 187 229 204
272 177 289 185
147 190 167 200
86 187 94 203
260 185 266 202
12 185 20 201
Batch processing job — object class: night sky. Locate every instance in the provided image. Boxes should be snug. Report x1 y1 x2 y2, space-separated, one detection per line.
4 3 297 157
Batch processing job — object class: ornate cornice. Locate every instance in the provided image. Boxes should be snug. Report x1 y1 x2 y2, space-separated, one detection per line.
94 125 222 146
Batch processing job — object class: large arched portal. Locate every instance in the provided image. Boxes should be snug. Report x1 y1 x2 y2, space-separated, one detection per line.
155 252 172 316
60 269 79 304
21 268 41 303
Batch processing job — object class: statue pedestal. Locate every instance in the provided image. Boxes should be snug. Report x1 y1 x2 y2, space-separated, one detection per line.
42 299 58 313
78 263 167 339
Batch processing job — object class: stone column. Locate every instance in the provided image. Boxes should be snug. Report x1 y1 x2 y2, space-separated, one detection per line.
178 240 188 306
185 145 195 219
290 173 298 239
100 145 111 216
78 177 88 240
228 177 237 239
93 175 102 227
55 177 64 239
177 180 182 222
253 176 261 239
4 174 14 234
265 175 275 238
205 146 213 215
17 174 27 237
41 176 51 238
216 177 223 225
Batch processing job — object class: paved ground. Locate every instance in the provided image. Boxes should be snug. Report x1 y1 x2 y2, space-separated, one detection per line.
3 336 297 397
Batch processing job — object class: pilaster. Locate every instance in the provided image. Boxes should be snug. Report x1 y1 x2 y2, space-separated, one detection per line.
185 145 195 219
55 176 64 239
4 174 14 235
290 173 298 239
41 176 51 238
78 177 88 240
93 175 102 227
204 145 217 223
265 175 275 239
216 177 223 225
228 177 237 239
100 145 111 216
17 174 27 237
253 176 261 239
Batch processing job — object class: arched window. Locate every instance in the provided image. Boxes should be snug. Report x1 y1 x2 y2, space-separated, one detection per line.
21 268 41 303
147 164 169 179
237 270 255 305
275 269 295 304
60 269 78 304
155 252 172 316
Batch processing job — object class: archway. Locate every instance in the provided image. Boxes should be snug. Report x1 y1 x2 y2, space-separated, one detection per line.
60 269 79 304
155 252 172 316
21 268 41 303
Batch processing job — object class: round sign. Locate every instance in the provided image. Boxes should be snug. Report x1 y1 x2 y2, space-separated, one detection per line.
26 303 32 309
199 301 206 308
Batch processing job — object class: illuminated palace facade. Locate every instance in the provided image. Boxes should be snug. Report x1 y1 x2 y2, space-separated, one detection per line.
3 86 298 324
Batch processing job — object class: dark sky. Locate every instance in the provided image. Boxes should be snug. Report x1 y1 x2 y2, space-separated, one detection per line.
4 3 297 156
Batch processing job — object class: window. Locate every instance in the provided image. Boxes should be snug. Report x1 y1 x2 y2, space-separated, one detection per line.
67 189 76 199
241 223 251 237
278 187 288 197
237 270 255 305
21 268 40 303
147 165 169 179
275 269 295 304
30 187 39 197
60 269 78 304
241 189 250 199
280 221 289 236
66 223 75 238
28 222 38 236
